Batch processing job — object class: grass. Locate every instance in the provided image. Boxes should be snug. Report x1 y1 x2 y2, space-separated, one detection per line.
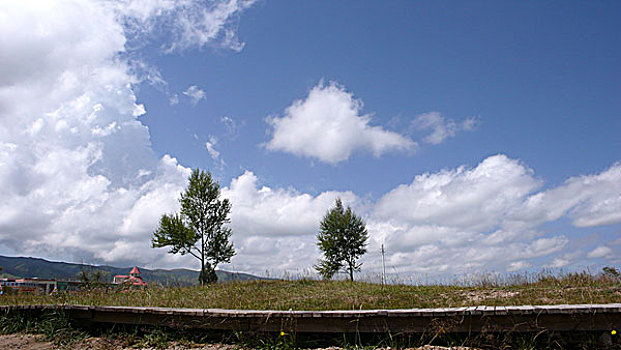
0 272 621 350
0 270 619 310
0 270 618 348
0 309 87 346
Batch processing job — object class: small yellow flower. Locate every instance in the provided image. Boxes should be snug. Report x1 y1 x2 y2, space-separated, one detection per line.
612 330 617 335
280 331 286 336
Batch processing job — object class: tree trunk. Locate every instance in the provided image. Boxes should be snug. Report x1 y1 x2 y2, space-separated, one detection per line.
200 226 205 286
349 266 354 281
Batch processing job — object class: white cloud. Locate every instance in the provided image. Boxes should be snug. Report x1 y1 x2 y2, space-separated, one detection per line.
222 171 359 238
412 112 478 144
507 261 532 272
587 246 612 259
361 155 587 278
546 257 570 268
183 85 206 105
205 136 226 169
216 155 595 278
509 163 621 228
118 0 256 52
169 94 179 106
220 116 242 139
369 157 621 277
373 155 541 231
0 0 254 268
219 171 360 275
544 251 583 269
266 81 416 164
205 137 221 160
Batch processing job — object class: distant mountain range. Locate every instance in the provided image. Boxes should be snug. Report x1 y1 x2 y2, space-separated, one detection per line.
0 255 263 286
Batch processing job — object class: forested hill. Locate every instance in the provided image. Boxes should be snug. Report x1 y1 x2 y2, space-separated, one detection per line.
0 255 262 286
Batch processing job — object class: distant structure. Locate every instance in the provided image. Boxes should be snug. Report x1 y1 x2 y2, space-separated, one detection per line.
113 266 148 287
0 278 82 294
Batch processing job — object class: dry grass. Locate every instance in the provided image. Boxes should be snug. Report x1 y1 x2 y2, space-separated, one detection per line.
1 270 620 310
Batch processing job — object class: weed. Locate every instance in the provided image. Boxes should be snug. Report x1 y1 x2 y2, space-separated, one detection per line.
256 332 296 350
139 326 170 349
0 309 36 334
0 309 87 346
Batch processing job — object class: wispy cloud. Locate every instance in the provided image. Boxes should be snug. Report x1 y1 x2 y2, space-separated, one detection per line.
169 94 179 106
119 0 257 53
587 246 612 259
412 112 478 144
183 85 206 105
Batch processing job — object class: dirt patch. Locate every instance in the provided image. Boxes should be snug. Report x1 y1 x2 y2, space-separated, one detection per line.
315 348 478 350
0 334 239 350
460 289 520 303
0 334 482 349
0 334 56 350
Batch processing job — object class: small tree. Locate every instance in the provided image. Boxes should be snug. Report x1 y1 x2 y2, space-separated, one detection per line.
152 169 235 285
315 198 368 281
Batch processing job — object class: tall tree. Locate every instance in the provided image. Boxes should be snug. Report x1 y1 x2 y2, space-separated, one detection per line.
152 169 235 285
315 198 368 281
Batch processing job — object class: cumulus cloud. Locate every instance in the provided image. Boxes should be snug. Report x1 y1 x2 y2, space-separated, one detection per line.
509 162 621 228
220 171 359 274
412 112 478 144
219 155 617 278
266 81 416 164
183 85 206 105
222 171 359 237
0 0 254 268
373 155 541 231
363 155 590 277
361 157 621 279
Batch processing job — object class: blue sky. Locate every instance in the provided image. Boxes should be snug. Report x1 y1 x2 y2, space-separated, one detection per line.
144 1 619 189
0 0 619 280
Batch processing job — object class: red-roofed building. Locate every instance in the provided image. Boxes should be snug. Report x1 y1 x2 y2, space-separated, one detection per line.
113 266 148 286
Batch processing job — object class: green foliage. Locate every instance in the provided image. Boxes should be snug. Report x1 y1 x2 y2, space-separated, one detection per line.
316 198 368 281
78 267 110 289
152 214 195 256
0 309 86 346
603 266 620 278
0 310 37 334
140 326 170 348
199 261 218 284
152 169 235 285
261 336 296 350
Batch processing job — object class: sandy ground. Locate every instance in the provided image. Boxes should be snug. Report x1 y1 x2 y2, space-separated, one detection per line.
0 334 479 349
0 334 57 350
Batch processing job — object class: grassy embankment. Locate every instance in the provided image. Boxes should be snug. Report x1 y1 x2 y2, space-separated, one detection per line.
0 271 619 349
1 270 620 309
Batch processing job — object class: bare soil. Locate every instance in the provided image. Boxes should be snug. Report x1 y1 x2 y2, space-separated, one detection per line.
0 334 56 350
459 289 520 303
0 334 480 349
